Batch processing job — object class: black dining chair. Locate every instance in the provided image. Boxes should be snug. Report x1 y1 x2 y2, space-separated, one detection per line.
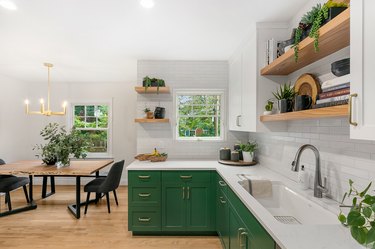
0 159 30 211
84 160 124 214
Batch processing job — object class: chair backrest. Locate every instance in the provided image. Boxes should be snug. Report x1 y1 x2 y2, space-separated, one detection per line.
0 159 5 165
99 160 124 193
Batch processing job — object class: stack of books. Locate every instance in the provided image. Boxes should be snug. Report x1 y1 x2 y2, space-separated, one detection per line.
265 38 278 66
315 74 350 108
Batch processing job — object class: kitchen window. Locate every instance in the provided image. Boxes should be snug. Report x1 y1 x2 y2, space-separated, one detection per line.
175 90 225 141
71 102 112 157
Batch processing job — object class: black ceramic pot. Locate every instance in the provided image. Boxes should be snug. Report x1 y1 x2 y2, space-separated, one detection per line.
279 99 293 113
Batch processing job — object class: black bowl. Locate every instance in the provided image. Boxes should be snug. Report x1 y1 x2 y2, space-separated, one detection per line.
331 58 350 77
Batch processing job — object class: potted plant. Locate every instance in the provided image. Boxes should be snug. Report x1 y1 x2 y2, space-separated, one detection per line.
263 100 274 115
144 108 154 119
34 123 88 167
239 141 257 162
142 76 166 94
272 83 296 113
338 180 375 247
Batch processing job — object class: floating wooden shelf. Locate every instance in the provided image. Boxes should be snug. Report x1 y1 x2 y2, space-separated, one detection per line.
135 118 170 123
260 105 348 122
261 8 350 76
135 86 170 94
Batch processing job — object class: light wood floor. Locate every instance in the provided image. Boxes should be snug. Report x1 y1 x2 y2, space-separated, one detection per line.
0 186 222 249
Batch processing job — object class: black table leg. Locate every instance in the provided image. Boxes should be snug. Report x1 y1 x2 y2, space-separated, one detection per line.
67 176 81 219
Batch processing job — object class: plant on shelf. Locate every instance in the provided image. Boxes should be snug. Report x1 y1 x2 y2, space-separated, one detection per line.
338 180 375 248
239 141 257 162
264 99 274 115
293 0 348 62
143 107 154 119
142 76 166 94
272 83 296 113
33 123 88 167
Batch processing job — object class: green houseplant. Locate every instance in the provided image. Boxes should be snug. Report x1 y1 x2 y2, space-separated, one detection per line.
34 123 88 167
143 107 154 119
339 180 375 248
264 100 274 115
272 83 296 113
142 76 166 94
239 141 257 162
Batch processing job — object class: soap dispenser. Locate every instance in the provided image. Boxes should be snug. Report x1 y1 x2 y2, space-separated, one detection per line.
298 165 309 190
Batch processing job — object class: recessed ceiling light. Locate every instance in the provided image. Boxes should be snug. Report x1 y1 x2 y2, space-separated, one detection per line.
0 0 17 10
140 0 155 9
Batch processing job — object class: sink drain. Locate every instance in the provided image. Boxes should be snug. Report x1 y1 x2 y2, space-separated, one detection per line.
274 216 301 225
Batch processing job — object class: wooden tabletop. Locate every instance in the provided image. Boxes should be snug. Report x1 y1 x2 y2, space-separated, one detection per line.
0 159 114 176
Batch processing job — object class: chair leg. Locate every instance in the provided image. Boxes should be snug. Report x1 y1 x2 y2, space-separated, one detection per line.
105 192 111 213
84 192 91 215
5 192 8 204
6 192 12 211
113 190 119 206
42 176 48 198
23 185 30 203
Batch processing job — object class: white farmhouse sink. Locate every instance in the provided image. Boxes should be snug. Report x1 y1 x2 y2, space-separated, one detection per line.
239 179 339 225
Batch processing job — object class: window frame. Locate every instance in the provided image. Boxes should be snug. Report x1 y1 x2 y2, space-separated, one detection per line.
68 99 113 158
174 89 226 142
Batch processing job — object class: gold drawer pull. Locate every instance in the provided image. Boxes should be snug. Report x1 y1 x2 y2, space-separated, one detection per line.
138 217 151 222
349 93 358 126
138 175 151 179
180 175 192 179
218 180 227 187
219 196 226 204
138 193 151 197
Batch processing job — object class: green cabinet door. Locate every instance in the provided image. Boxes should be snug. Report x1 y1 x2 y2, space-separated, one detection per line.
216 190 229 249
186 182 215 231
229 206 245 249
162 182 186 231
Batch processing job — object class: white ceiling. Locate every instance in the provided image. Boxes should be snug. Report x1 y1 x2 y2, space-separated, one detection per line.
0 0 309 83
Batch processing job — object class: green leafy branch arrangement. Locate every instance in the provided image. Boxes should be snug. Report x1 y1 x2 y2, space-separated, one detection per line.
339 180 375 247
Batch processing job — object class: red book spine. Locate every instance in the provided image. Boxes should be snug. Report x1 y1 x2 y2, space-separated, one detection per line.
318 88 350 100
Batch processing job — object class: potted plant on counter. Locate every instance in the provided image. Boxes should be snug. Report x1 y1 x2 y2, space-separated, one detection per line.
144 108 154 119
239 141 258 162
272 83 296 113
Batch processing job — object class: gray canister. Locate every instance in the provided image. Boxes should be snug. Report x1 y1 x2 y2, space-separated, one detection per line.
231 151 240 162
219 148 231 160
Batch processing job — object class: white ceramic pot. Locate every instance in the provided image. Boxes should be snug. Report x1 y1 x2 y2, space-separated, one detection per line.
263 110 273 115
242 151 254 162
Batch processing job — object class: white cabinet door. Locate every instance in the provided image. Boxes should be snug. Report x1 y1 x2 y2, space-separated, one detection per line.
350 0 375 140
229 53 243 131
241 35 257 132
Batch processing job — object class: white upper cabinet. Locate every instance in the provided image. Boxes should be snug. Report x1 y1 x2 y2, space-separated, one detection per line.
228 34 257 132
350 0 375 140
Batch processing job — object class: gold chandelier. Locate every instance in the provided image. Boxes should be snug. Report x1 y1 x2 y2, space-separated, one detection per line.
25 63 67 116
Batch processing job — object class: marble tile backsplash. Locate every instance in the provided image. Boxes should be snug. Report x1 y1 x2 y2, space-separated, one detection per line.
250 118 375 203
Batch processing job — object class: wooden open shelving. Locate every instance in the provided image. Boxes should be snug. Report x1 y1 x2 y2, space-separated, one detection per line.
135 118 170 123
261 8 350 76
260 105 348 122
135 86 170 94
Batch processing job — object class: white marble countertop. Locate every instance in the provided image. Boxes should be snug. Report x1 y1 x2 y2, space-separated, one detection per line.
127 160 363 249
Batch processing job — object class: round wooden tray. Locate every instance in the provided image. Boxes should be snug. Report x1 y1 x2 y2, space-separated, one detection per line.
294 73 321 105
218 160 257 167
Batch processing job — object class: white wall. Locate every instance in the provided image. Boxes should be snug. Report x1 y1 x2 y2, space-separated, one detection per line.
136 60 248 159
0 69 137 185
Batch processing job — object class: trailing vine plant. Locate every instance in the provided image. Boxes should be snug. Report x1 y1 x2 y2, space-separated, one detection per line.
309 4 329 53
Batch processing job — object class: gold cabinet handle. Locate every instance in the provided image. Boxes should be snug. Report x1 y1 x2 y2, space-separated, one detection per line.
138 175 151 179
219 180 227 187
238 228 246 245
138 193 151 197
187 186 190 200
138 217 151 222
219 196 226 204
240 232 249 249
349 93 358 126
182 187 185 199
180 175 192 179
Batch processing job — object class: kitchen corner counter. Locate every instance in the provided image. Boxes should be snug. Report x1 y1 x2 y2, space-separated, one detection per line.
127 160 363 249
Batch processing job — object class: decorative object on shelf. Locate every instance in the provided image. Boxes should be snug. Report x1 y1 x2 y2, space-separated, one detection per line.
315 74 350 108
219 148 231 161
293 0 348 62
230 151 240 162
277 38 294 57
338 180 375 247
24 63 67 116
218 160 257 167
239 141 258 163
233 144 243 160
33 123 88 167
294 74 321 105
142 76 166 94
154 106 166 119
263 99 274 115
294 95 312 111
143 107 154 119
134 148 167 162
331 58 350 77
272 83 296 113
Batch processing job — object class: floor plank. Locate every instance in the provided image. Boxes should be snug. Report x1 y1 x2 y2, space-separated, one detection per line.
0 186 222 249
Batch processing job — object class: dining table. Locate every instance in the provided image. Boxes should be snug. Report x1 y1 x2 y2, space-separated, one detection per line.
0 159 114 219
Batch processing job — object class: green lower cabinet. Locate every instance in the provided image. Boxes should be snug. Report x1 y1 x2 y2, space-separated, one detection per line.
162 182 187 231
217 191 230 248
129 207 161 231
